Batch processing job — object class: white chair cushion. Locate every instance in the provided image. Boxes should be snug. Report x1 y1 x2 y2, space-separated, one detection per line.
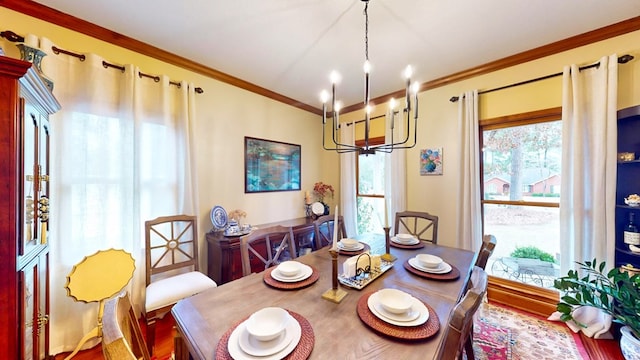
145 271 217 312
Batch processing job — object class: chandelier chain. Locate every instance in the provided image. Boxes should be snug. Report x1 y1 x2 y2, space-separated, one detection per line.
364 2 369 62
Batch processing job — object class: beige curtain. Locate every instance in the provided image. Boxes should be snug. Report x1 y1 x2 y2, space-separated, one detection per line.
560 55 618 274
385 107 407 234
37 35 199 354
340 121 357 236
456 90 483 251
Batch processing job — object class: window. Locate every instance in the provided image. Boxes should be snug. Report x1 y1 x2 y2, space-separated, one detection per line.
481 108 562 288
356 137 386 235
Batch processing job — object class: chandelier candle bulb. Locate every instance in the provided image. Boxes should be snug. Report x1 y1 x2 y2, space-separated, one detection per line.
405 65 412 109
412 82 420 119
389 98 396 129
331 71 338 129
321 90 329 124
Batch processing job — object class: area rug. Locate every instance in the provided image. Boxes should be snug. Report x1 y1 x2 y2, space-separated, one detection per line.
473 317 513 359
474 302 589 360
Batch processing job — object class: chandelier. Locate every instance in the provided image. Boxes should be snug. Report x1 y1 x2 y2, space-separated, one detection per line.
320 0 419 155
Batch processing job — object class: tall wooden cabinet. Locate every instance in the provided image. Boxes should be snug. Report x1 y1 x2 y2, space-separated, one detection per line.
0 55 60 359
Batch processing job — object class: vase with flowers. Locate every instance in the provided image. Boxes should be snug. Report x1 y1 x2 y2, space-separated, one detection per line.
313 182 334 215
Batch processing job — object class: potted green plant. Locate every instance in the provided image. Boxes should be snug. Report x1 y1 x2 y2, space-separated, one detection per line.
553 259 640 359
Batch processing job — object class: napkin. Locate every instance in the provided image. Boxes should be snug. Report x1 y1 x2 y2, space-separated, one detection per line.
342 252 381 278
547 305 613 339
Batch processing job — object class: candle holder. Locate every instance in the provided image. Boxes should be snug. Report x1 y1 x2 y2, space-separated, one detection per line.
304 203 312 218
322 248 348 303
380 227 397 262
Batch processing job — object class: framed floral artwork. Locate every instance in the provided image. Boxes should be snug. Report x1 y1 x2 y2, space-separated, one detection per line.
245 137 301 193
420 148 443 175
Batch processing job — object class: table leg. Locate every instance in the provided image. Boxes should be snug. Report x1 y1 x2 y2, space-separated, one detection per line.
63 326 99 360
173 327 191 360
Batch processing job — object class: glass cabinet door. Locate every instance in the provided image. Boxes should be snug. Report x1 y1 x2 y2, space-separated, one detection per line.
20 100 40 257
38 117 50 246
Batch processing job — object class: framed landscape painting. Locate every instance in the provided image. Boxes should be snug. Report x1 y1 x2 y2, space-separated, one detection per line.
420 148 443 175
245 137 301 193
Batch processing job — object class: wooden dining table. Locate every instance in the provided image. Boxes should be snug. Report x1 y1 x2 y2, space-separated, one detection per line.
171 233 476 360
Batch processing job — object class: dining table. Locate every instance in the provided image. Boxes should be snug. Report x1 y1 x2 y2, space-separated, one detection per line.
171 233 476 360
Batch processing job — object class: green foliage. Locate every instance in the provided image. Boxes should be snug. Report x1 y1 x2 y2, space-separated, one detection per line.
356 197 377 235
510 246 556 263
553 259 640 339
531 193 560 198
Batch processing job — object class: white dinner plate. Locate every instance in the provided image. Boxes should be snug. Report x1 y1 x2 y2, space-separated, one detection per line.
270 264 313 282
367 291 429 327
373 302 421 322
338 241 364 251
408 258 452 274
238 324 292 357
229 313 301 360
391 236 420 245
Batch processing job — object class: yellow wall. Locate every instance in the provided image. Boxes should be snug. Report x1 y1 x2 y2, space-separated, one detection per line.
342 30 640 247
2 6 639 249
0 7 340 235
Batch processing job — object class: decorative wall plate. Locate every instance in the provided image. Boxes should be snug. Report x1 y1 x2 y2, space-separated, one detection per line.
210 205 228 229
311 202 324 216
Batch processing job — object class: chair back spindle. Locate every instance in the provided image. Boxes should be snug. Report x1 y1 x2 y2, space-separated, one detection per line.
313 214 347 250
394 211 439 244
240 225 297 276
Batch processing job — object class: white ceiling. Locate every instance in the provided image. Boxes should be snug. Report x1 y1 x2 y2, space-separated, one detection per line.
34 0 640 110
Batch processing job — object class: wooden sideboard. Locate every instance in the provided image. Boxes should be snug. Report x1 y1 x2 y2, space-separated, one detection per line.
206 217 317 284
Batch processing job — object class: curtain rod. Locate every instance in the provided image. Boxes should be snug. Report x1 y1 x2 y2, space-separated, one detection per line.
344 113 385 127
1 30 204 94
449 54 634 102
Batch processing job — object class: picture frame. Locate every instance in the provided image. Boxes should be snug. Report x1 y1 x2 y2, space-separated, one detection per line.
245 137 301 193
420 147 443 175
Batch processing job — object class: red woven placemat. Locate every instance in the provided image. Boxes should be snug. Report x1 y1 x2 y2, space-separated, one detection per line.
357 292 440 340
403 259 460 281
215 310 314 360
390 241 425 250
263 265 320 290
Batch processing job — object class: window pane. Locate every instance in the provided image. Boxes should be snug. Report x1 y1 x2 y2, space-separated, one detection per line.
483 121 562 203
358 152 385 195
484 204 560 288
357 196 384 235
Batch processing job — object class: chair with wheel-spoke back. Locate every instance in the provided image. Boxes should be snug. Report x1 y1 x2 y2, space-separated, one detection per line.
144 215 217 355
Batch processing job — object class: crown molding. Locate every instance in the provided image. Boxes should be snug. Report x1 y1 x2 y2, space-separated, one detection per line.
2 1 639 115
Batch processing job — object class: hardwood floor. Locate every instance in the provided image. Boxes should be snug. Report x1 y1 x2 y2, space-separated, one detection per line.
51 303 619 360
52 313 175 360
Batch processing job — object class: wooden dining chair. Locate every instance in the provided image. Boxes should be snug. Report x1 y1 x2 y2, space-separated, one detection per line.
475 234 497 270
312 214 347 250
144 215 217 355
394 211 439 244
239 225 297 276
436 266 488 360
102 292 150 360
